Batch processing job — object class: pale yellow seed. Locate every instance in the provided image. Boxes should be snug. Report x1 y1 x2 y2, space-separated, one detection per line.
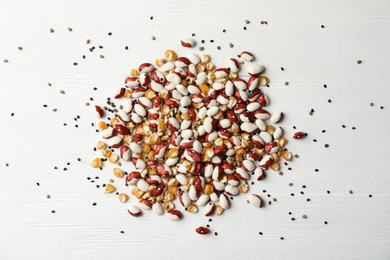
118 193 129 203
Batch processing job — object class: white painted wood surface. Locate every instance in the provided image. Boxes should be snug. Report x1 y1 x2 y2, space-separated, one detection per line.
1 0 390 259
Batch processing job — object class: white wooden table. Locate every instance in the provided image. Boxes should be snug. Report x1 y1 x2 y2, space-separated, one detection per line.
1 0 390 259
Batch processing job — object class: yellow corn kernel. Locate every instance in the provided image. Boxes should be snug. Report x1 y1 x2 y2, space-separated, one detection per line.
97 141 108 150
123 135 132 145
165 191 175 201
97 121 107 131
159 88 169 99
180 184 190 191
101 149 112 158
282 151 292 161
201 54 210 63
206 63 215 71
145 89 156 100
142 191 152 199
149 167 157 176
239 183 249 193
180 79 188 87
270 162 280 171
168 148 179 158
226 156 234 164
259 76 269 86
130 69 138 76
255 148 265 156
163 201 175 211
215 205 224 215
267 125 275 135
148 151 154 161
278 137 288 148
91 158 103 168
181 113 191 120
203 184 214 195
164 50 177 61
105 183 116 193
187 203 198 213
201 155 209 162
231 123 240 133
229 72 238 80
196 63 205 73
200 85 210 95
142 144 151 153
214 111 224 120
134 189 145 199
110 118 119 126
123 90 132 98
193 102 204 109
161 105 170 116
215 137 224 146
118 193 129 203
113 168 124 178
169 178 179 186
109 153 119 163
155 58 167 67
271 153 279 163
169 186 179 195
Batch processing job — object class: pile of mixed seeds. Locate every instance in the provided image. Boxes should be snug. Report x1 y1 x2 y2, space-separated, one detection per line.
90 38 305 234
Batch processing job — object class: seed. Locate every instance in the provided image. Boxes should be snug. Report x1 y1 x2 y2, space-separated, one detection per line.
67 27 72 31
105 183 115 193
86 39 90 44
151 36 156 40
100 55 104 59
357 60 362 64
3 59 9 63
349 190 353 194
229 43 234 48
60 90 65 94
49 28 54 33
284 82 289 86
199 47 204 51
118 193 129 203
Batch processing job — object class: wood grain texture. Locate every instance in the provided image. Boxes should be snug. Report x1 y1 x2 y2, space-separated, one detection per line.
1 0 390 259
